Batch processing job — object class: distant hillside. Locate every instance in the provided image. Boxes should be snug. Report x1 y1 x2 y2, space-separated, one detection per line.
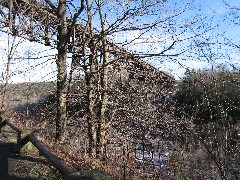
0 81 56 111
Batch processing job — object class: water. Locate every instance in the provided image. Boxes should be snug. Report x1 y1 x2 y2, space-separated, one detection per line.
132 139 174 168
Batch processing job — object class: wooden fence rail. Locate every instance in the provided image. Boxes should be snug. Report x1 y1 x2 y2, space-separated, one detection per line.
0 116 113 180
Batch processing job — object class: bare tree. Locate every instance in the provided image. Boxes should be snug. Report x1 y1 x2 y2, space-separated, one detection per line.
41 0 85 142
69 0 190 158
0 0 23 116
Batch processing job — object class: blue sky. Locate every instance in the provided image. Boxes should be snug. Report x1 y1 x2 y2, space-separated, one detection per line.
0 30 58 83
0 0 240 82
101 0 240 78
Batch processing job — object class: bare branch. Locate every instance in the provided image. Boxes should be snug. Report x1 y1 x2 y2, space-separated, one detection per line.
44 0 57 13
70 0 85 27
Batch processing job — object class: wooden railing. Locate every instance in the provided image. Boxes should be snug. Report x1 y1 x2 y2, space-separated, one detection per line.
0 116 112 180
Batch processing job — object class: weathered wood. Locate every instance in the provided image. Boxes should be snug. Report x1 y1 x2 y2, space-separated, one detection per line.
4 118 21 133
17 129 37 147
1 117 73 175
27 134 74 175
0 116 4 131
1 117 114 178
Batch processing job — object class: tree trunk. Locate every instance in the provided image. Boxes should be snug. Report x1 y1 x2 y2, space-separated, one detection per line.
1 0 14 116
96 47 109 158
81 30 95 155
96 2 108 158
55 0 68 142
84 0 99 157
0 34 11 115
86 52 97 156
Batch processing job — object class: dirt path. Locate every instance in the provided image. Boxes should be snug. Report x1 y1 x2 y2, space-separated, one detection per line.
0 132 62 180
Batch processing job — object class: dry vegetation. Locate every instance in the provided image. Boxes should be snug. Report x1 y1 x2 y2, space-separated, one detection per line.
0 0 240 179
4 68 240 179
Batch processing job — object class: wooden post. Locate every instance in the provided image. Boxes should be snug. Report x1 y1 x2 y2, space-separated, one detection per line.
1 117 73 175
0 116 3 132
0 116 114 179
4 118 21 133
27 134 73 175
17 129 37 147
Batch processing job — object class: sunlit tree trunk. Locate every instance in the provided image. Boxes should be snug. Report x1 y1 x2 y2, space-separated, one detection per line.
85 0 97 156
96 0 109 158
55 0 68 142
87 47 97 156
43 0 84 142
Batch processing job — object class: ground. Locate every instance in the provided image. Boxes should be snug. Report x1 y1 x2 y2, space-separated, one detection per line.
0 130 62 180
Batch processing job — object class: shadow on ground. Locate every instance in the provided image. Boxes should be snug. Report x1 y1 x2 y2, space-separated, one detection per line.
0 141 20 179
0 138 59 179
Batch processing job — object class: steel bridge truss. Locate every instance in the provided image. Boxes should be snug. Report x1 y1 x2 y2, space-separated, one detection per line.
0 0 174 86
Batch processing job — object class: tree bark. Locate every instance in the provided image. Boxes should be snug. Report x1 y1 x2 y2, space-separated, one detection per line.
87 50 97 156
55 0 68 142
84 1 98 155
96 1 108 158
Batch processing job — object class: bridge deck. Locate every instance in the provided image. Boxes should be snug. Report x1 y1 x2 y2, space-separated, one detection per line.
0 131 61 179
